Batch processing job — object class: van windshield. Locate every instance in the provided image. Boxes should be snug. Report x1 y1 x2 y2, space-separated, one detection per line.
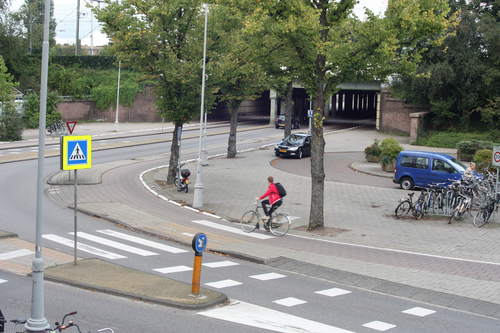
450 158 467 170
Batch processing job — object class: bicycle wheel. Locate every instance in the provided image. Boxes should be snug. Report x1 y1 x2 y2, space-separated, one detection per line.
240 210 258 233
174 178 182 191
473 206 492 228
269 213 290 237
395 200 411 218
448 208 459 224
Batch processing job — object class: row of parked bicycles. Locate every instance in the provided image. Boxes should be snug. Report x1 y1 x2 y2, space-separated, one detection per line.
394 171 499 227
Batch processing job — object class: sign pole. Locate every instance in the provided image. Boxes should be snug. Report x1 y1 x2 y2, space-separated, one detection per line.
191 233 207 298
73 169 78 265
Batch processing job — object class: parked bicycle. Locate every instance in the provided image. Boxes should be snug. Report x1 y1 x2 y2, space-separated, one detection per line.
473 192 498 227
1 310 114 333
174 163 190 193
448 192 472 224
240 201 290 236
395 192 424 219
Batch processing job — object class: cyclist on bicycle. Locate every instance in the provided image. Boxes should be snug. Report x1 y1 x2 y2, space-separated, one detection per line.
256 176 282 225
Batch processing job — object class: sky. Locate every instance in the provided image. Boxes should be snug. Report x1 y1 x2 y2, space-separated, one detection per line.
10 0 389 47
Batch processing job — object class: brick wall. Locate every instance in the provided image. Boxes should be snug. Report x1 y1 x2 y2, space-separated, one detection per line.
380 90 428 135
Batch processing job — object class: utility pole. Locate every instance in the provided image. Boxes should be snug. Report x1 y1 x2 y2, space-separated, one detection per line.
193 4 209 208
115 60 121 124
25 0 51 330
75 0 80 55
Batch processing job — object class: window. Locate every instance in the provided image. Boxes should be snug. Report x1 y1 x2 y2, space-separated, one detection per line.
400 156 428 169
432 159 455 173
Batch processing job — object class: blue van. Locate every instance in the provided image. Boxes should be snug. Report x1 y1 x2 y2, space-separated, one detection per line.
393 151 467 190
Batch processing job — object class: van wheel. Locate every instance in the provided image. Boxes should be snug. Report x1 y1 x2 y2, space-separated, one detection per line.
400 177 414 190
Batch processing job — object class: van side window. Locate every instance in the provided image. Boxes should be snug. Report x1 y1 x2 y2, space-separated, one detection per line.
401 156 428 169
432 159 455 173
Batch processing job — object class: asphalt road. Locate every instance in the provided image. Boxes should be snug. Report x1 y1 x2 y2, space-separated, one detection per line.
1 123 499 332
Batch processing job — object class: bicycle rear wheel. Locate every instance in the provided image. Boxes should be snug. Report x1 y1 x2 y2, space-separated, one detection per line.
473 206 492 227
395 200 411 218
240 210 258 233
269 213 290 237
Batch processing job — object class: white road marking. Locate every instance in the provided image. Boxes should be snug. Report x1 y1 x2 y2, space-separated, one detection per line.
0 249 33 260
199 300 355 333
402 307 436 317
362 321 396 331
184 206 200 213
70 232 158 256
191 220 274 240
205 279 242 289
154 265 192 274
42 234 126 260
315 288 351 297
273 297 307 307
97 229 187 254
203 260 239 268
249 272 286 281
7 151 21 155
181 232 195 237
290 233 500 267
0 279 7 284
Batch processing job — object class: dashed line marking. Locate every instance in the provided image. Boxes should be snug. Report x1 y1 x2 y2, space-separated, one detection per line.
205 279 242 289
362 321 396 331
402 307 436 317
315 288 351 297
273 297 307 307
154 265 192 274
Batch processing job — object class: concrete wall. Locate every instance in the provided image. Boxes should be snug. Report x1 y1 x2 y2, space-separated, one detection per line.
57 86 162 122
379 90 429 135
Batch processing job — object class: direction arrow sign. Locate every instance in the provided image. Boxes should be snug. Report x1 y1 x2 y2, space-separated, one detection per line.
66 121 77 134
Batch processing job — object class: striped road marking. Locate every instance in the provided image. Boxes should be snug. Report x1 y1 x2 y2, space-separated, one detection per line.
273 297 307 307
402 307 436 317
199 300 355 333
205 279 242 289
0 279 7 284
154 266 192 274
315 288 351 297
0 249 33 260
191 220 274 240
203 261 239 268
97 229 188 254
70 232 158 256
42 234 126 260
362 321 396 331
249 273 286 281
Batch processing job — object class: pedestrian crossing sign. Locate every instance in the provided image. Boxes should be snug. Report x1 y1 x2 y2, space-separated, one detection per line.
60 135 92 170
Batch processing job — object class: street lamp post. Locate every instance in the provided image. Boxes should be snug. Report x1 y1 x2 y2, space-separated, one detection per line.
25 0 51 331
115 60 121 124
193 4 209 209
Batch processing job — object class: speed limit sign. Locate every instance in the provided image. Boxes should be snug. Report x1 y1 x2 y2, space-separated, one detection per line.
493 146 500 167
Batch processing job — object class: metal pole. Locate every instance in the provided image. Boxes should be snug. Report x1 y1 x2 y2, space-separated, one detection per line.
25 0 51 331
73 170 78 265
201 111 208 166
193 4 209 208
308 97 312 134
75 0 80 55
115 60 121 124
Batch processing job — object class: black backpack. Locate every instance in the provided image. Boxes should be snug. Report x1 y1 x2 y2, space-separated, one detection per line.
275 182 287 197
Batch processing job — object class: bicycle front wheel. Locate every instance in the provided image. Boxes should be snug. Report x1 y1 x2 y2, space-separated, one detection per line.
395 200 411 218
269 213 290 237
240 210 259 233
473 206 491 227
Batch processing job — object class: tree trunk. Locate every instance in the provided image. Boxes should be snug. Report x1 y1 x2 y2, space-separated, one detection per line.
284 81 294 138
308 2 328 231
227 101 240 158
167 122 182 184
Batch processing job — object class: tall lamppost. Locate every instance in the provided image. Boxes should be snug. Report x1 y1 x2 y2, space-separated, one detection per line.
193 4 209 208
115 60 121 124
25 0 51 331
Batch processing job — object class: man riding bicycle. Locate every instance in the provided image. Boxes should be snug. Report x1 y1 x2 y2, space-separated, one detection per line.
256 176 282 229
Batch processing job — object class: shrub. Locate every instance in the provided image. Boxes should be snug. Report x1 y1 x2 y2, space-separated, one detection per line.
364 139 381 162
23 92 61 129
456 140 493 162
473 149 493 172
0 103 23 141
379 138 403 170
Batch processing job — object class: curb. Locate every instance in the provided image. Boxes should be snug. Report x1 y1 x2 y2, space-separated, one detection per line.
348 162 393 179
0 230 18 239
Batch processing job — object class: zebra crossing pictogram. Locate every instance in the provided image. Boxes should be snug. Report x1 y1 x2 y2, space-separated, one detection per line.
69 143 86 161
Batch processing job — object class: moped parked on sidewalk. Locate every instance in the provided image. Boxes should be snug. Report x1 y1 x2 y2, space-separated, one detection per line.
175 163 190 193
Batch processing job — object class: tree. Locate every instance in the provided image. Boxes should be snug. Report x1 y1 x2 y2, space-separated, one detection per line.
209 1 269 158
95 0 208 184
22 91 60 128
0 55 23 141
252 0 452 230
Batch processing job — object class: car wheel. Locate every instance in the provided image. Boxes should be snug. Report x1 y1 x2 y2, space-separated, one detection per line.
297 149 303 159
400 177 414 190
275 151 280 157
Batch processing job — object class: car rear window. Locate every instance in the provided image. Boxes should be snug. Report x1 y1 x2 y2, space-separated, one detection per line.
283 134 306 144
400 156 429 169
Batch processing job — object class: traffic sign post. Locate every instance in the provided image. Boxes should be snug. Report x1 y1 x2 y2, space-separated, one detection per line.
60 135 92 265
493 146 500 198
191 233 207 297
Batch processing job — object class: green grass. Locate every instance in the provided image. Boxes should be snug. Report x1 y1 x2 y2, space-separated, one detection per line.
415 131 500 148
